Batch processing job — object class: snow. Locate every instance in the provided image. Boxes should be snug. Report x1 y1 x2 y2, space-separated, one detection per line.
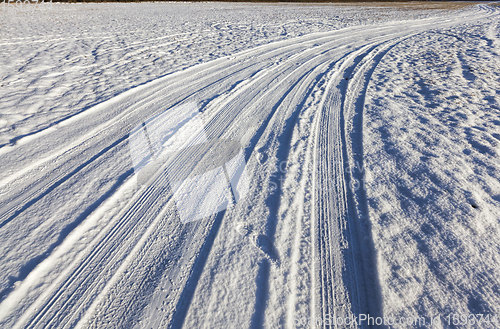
0 2 453 147
0 2 498 329
363 18 500 326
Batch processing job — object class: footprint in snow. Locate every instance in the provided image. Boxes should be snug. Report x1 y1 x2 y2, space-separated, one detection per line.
256 234 280 265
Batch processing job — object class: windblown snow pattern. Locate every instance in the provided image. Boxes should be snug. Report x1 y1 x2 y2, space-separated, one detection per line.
0 3 498 329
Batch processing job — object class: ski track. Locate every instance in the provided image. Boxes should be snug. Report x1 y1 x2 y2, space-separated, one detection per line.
0 4 497 329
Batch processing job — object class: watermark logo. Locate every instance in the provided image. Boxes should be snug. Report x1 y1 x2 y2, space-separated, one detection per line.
346 159 365 192
128 102 250 223
1 0 52 11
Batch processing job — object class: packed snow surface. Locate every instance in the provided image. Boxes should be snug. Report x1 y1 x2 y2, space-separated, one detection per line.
0 2 498 329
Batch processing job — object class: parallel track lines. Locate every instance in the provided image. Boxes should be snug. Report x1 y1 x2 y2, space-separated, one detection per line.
5 29 364 329
0 6 497 329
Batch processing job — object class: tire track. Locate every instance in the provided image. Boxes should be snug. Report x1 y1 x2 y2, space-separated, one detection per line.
82 8 496 328
0 27 380 329
312 37 421 329
0 5 496 329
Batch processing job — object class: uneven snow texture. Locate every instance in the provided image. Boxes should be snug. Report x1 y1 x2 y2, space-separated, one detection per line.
0 2 451 146
364 18 500 327
0 3 498 329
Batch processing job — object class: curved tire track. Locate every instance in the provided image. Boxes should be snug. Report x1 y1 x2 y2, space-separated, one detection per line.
0 5 497 329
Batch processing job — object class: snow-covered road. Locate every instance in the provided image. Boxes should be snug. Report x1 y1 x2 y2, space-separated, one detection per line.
0 3 498 328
